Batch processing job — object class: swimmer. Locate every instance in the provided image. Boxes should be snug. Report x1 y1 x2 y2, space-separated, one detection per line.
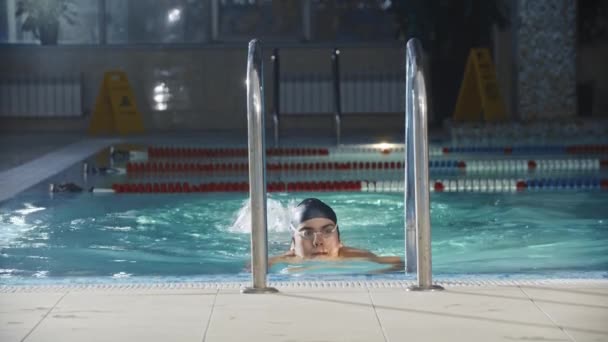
269 198 404 272
89 166 125 175
49 183 94 193
110 146 130 161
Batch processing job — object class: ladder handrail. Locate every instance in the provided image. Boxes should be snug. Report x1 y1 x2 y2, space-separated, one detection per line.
242 39 278 294
332 48 342 146
272 48 280 148
404 38 442 291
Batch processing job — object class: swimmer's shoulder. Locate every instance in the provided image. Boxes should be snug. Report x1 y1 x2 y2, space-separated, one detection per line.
338 246 377 258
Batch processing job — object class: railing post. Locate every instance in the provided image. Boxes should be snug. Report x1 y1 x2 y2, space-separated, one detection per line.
98 0 107 45
331 48 342 146
272 48 280 148
242 39 278 294
302 0 312 41
404 38 443 291
210 0 220 42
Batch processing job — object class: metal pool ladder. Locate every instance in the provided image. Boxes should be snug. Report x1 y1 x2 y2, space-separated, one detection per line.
243 38 441 292
404 38 443 291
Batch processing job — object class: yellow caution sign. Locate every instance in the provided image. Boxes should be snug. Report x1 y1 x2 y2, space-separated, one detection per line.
89 71 145 135
453 48 507 122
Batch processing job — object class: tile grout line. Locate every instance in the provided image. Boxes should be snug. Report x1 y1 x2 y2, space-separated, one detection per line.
201 288 219 342
20 290 70 342
367 288 390 342
519 286 577 342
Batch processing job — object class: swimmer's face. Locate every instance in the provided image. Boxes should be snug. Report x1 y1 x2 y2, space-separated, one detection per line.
292 217 341 258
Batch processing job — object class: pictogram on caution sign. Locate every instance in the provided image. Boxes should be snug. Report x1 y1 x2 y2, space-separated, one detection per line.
453 48 508 122
89 71 145 135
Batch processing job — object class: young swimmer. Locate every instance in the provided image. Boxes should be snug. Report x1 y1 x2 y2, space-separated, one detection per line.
49 182 84 193
269 198 403 271
49 182 96 193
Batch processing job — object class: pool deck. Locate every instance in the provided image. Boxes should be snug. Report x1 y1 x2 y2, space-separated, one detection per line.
1 280 607 342
1 134 607 341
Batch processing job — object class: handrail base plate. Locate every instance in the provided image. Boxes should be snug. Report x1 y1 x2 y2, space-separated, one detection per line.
241 286 280 294
406 284 445 292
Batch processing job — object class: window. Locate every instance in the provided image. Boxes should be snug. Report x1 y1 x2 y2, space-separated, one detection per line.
312 0 395 42
218 0 303 42
0 0 401 45
1 0 99 44
106 0 210 44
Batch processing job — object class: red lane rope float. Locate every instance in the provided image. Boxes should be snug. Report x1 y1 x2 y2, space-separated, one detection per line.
111 181 362 193
147 147 330 159
565 145 608 154
126 161 382 175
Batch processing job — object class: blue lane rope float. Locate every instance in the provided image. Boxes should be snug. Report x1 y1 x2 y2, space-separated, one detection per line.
440 144 608 155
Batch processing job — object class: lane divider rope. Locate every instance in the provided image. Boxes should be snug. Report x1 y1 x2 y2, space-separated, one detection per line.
147 147 330 159
123 159 608 175
134 145 608 160
102 178 608 194
438 144 608 155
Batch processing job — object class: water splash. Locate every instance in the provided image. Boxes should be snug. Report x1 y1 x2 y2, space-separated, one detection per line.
15 203 46 215
228 198 298 233
0 204 42 247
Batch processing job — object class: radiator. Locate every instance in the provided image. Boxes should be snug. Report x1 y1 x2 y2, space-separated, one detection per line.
0 74 83 117
279 72 404 114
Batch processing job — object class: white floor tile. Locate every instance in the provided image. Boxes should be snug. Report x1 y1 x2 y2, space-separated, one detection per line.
521 286 608 342
370 286 571 342
0 291 66 342
204 289 385 342
24 289 217 342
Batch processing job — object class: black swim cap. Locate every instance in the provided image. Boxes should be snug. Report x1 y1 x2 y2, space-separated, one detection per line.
292 198 337 225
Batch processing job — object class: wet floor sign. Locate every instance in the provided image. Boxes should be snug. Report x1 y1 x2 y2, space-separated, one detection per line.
89 71 145 135
453 48 507 122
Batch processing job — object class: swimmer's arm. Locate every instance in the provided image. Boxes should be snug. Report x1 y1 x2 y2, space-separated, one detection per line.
370 256 403 265
268 250 296 267
244 251 296 271
370 256 405 273
340 247 404 271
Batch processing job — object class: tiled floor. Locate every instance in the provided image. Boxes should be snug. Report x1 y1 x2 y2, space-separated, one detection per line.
1 283 607 342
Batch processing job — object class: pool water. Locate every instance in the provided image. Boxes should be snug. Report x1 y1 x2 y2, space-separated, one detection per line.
1 188 607 285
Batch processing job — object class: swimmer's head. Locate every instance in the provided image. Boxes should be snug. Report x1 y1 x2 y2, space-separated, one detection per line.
292 198 337 226
290 198 342 258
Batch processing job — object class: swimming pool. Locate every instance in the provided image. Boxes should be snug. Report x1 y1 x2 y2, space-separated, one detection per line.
2 181 607 285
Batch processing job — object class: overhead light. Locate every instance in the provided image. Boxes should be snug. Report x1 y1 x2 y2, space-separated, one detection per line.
167 8 181 23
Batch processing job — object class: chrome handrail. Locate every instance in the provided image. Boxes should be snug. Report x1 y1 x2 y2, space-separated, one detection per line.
332 48 342 146
242 39 278 294
272 48 280 147
404 38 443 291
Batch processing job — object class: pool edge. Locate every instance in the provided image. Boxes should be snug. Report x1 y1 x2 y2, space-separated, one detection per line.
2 278 608 292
